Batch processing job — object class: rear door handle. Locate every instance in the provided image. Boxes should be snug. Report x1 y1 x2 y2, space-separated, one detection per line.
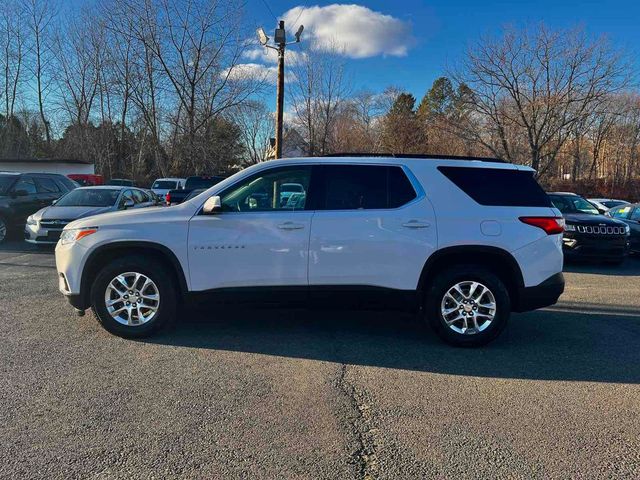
277 222 305 230
402 220 431 229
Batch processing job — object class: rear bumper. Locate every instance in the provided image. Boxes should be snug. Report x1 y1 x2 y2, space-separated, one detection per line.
514 272 564 312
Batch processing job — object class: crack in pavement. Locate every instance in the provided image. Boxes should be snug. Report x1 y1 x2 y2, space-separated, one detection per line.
337 363 381 480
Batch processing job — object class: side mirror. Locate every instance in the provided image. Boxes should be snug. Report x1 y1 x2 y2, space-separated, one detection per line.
202 195 222 214
598 208 607 215
51 199 58 205
122 198 135 209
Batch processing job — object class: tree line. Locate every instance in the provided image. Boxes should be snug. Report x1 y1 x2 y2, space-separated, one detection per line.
1 0 638 193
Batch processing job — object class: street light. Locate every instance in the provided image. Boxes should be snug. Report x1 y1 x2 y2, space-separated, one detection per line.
256 20 303 159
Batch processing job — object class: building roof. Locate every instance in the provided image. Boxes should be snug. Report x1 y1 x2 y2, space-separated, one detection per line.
0 158 93 165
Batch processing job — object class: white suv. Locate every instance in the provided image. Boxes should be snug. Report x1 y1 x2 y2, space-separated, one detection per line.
55 155 565 346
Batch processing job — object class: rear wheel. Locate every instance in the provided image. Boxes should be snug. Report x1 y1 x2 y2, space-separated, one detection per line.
424 266 510 347
90 256 176 338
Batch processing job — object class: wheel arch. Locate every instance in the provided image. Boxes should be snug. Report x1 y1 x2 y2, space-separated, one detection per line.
418 245 524 304
79 241 188 309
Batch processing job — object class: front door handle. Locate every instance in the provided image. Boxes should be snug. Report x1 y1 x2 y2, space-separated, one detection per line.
277 222 305 230
402 220 431 229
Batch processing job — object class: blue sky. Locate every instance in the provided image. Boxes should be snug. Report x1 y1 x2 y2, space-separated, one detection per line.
247 1 640 100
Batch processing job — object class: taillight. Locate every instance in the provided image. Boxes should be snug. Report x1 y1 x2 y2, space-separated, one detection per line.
519 216 565 235
165 192 171 204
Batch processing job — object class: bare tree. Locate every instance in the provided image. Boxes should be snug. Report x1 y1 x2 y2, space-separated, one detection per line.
453 24 631 175
288 44 350 155
0 1 25 119
232 100 273 164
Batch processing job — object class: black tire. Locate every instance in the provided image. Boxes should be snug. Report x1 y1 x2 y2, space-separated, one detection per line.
424 265 511 347
90 256 177 338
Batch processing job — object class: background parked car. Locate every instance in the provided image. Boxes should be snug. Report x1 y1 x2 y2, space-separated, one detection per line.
105 178 135 186
0 172 77 243
183 188 206 202
549 192 630 264
25 186 157 245
165 175 225 205
587 198 629 214
67 174 104 186
150 178 185 198
607 203 640 255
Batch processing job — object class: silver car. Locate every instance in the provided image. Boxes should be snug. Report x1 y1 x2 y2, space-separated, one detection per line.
24 186 157 245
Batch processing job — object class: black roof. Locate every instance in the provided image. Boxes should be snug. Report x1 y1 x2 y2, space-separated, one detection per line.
322 153 506 163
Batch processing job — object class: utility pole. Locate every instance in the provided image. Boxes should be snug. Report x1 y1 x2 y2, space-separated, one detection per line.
257 22 304 159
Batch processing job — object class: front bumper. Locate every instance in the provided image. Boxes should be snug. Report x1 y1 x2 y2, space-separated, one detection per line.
514 272 565 312
562 232 629 260
25 222 64 244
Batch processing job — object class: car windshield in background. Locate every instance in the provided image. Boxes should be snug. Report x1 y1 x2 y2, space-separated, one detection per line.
152 180 177 189
549 195 599 215
56 189 120 207
0 175 16 195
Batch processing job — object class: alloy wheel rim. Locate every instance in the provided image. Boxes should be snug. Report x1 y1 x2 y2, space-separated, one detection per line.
440 281 496 335
104 272 160 326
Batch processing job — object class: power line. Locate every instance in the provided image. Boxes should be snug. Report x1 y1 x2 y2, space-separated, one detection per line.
291 5 306 30
258 0 278 22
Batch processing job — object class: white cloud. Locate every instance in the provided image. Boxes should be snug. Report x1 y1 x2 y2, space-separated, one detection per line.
224 63 278 83
281 4 414 58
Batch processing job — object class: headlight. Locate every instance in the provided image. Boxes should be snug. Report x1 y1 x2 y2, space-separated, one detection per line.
26 215 38 226
59 227 98 245
564 224 576 232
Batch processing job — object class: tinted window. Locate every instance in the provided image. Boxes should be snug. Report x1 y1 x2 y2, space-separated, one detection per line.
631 208 640 221
56 188 120 207
317 165 416 210
13 177 37 195
603 200 627 209
388 167 417 208
35 176 60 193
220 167 310 212
438 167 551 207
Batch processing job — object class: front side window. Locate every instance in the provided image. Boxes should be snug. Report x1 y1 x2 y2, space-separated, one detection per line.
220 167 311 212
0 175 17 195
119 190 134 208
630 208 640 221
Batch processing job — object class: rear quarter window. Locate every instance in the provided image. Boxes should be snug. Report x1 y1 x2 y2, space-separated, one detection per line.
437 166 552 207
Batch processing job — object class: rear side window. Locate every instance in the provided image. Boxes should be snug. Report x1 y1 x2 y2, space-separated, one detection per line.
317 165 417 210
438 167 551 207
35 176 60 193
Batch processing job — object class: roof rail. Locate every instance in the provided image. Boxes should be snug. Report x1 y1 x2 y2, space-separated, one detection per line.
322 153 506 163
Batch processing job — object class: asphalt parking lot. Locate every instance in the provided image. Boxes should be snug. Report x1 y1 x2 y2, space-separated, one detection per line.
1 240 639 479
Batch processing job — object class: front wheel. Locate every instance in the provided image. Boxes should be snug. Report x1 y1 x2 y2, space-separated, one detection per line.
90 256 176 338
424 266 510 347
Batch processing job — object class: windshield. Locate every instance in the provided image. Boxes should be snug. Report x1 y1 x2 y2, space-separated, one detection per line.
549 195 599 215
55 189 120 207
152 180 177 189
0 175 17 195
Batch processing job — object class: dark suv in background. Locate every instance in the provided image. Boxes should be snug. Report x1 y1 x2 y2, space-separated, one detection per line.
548 192 630 264
608 203 640 255
0 172 78 243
